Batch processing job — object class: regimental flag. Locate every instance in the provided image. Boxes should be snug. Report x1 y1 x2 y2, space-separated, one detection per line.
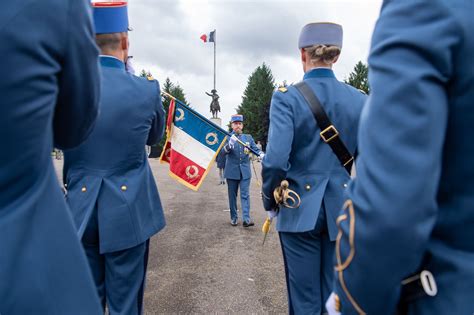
200 30 216 43
160 99 227 191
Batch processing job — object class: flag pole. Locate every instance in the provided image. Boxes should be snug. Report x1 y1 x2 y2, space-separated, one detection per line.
161 91 260 156
213 29 216 91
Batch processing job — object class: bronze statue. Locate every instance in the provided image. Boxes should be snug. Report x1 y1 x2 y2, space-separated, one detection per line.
206 89 221 118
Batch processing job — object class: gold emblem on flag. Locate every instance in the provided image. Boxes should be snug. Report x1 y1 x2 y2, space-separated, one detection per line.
185 165 199 179
205 132 218 145
175 108 185 122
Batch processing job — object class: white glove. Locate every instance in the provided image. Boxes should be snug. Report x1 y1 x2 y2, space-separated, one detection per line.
125 57 136 75
325 292 341 315
258 152 265 162
228 134 238 148
267 210 278 219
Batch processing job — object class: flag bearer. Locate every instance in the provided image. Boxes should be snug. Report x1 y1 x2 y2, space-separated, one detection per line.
224 114 264 227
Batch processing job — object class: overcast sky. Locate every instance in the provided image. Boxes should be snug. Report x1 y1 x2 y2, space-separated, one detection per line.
126 0 383 123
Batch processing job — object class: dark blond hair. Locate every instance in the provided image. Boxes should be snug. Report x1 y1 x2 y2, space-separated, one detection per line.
304 45 341 65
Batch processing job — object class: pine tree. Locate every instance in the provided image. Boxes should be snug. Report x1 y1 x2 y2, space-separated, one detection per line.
139 69 147 78
344 61 370 94
160 78 189 116
161 77 174 115
148 77 189 157
236 63 275 150
170 84 188 107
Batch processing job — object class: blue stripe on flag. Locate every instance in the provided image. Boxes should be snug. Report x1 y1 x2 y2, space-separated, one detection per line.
173 103 227 152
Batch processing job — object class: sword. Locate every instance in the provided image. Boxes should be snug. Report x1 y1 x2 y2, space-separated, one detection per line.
261 180 301 246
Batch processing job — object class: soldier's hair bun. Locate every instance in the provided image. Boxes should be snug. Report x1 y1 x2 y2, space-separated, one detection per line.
305 45 341 65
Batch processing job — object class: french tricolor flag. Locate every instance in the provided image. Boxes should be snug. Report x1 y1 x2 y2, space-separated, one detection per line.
160 99 227 191
200 30 216 43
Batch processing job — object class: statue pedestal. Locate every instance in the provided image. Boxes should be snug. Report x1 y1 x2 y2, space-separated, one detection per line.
210 117 222 127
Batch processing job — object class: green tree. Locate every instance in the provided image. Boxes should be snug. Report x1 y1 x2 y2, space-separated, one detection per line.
236 63 275 149
344 61 370 94
161 78 189 115
147 76 189 157
139 69 148 77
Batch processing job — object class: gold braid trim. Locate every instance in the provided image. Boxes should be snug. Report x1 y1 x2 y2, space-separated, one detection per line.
335 199 366 315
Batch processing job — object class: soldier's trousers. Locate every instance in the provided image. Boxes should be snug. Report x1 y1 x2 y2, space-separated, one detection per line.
82 206 150 315
279 209 334 315
226 178 251 222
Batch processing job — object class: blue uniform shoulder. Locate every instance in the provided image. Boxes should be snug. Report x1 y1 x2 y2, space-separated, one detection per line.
131 74 159 85
276 85 298 96
340 82 368 103
273 84 300 101
341 82 366 95
130 74 161 96
269 84 302 117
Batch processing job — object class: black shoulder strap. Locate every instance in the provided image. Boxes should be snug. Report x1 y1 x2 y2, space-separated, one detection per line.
294 81 354 174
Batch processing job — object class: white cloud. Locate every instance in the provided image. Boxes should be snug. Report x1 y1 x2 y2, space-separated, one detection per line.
128 0 383 124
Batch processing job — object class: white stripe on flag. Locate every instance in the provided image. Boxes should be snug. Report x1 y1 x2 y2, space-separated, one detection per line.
171 125 216 169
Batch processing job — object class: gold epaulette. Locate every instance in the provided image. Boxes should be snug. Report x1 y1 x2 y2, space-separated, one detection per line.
147 75 154 81
278 87 288 93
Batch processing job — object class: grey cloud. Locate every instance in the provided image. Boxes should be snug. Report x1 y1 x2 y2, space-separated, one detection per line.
128 0 382 122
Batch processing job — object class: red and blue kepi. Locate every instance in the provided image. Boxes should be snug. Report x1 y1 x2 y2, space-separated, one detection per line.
231 114 243 123
92 1 129 34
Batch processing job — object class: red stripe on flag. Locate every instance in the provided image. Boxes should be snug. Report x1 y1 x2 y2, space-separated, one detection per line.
169 149 206 187
166 99 175 132
200 34 207 42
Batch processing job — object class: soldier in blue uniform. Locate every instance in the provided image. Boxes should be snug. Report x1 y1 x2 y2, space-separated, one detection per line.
325 1 474 314
216 148 227 185
0 0 102 313
261 23 366 314
63 2 166 314
224 114 264 227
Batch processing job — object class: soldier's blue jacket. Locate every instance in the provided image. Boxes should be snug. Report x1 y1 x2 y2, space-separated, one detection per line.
334 0 474 314
64 56 166 254
262 69 366 236
223 133 261 180
0 0 102 313
216 148 226 169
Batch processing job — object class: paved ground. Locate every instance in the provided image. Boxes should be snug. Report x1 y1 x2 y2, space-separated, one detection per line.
54 158 287 314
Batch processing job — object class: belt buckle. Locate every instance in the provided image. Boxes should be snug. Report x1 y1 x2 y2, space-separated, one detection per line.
320 125 339 143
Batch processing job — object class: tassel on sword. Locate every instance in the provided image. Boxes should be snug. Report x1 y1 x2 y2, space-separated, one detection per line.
262 180 301 245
